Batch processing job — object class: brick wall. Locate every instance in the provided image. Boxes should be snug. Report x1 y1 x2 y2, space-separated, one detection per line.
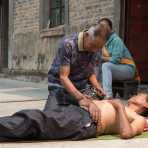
69 0 120 33
10 0 62 73
10 0 40 71
9 0 121 76
13 0 40 34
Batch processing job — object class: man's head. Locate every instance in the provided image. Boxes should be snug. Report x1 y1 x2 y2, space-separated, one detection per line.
128 93 148 114
98 18 113 34
83 24 107 52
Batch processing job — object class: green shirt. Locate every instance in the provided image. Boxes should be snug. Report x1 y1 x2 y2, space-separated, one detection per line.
106 32 136 72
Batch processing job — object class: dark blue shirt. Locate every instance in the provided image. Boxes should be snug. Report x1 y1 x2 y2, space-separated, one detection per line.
48 33 98 90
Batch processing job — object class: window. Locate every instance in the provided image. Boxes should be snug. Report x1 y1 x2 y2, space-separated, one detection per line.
49 0 65 28
40 0 68 37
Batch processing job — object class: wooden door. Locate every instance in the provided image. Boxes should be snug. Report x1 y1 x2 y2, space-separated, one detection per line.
0 0 8 68
125 0 148 82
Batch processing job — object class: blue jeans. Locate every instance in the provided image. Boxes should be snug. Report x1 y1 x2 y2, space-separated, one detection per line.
102 62 135 97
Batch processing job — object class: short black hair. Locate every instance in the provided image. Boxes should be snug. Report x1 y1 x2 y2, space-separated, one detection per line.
94 24 108 40
98 18 113 30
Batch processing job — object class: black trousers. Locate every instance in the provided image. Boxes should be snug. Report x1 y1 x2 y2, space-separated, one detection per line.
0 88 97 141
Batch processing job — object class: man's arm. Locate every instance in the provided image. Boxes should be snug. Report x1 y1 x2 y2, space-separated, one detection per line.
60 65 83 101
125 107 145 136
109 100 134 139
89 74 105 96
102 56 111 62
108 37 123 64
60 65 101 123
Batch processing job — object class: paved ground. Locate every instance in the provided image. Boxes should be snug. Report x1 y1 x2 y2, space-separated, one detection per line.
0 78 148 148
0 78 48 102
0 138 148 148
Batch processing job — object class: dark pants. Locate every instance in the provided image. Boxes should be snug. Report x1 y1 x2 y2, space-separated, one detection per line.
0 88 97 141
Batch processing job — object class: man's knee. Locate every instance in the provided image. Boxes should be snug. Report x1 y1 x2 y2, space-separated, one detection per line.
44 93 58 111
102 62 114 72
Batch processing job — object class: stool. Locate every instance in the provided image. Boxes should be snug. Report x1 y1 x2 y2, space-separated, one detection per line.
112 80 139 99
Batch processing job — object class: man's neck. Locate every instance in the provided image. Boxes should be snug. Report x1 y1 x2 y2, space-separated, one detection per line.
83 33 90 52
78 32 85 51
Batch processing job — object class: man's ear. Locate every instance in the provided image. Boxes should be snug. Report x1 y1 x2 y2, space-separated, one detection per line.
84 32 89 37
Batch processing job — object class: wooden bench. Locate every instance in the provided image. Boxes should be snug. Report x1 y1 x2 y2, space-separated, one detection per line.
112 80 139 99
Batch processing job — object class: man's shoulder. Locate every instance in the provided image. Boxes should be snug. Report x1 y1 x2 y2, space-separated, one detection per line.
110 33 122 43
61 33 78 50
107 32 125 49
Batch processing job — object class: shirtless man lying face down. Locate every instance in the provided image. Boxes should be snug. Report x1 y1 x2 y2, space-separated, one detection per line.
83 98 145 139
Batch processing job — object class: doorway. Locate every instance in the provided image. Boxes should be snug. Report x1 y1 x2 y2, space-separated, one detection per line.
0 0 8 69
122 0 148 82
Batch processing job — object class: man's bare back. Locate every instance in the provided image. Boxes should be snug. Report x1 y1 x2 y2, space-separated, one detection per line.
92 100 145 138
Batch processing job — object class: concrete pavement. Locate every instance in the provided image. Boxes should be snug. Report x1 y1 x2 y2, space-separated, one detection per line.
0 78 148 148
0 138 148 148
0 78 47 116
0 78 48 102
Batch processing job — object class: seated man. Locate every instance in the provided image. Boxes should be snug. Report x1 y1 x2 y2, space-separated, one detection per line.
0 97 144 141
97 18 138 98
